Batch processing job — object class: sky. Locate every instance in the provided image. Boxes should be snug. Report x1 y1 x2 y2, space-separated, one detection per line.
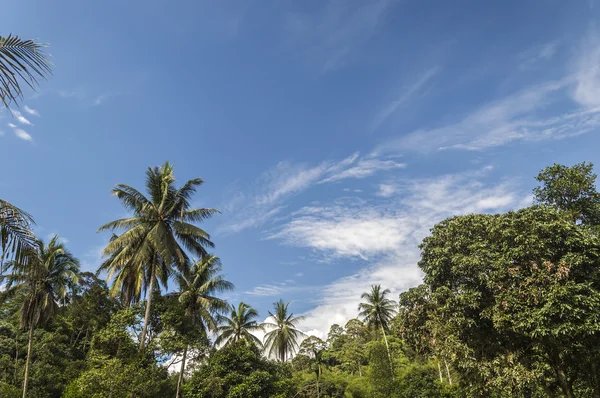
3 0 600 339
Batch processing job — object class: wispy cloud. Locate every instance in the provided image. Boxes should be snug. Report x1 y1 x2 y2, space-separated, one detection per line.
24 106 40 117
319 157 405 183
380 32 600 153
11 110 33 125
219 152 406 233
572 29 600 108
57 89 85 100
376 183 397 197
267 167 530 335
13 128 33 142
285 0 396 72
371 67 440 132
518 41 560 71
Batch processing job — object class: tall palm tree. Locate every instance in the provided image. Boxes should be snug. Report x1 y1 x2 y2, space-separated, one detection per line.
358 285 397 380
98 162 219 352
215 302 264 348
0 199 35 274
175 255 233 398
0 34 52 109
262 300 305 362
1 235 79 398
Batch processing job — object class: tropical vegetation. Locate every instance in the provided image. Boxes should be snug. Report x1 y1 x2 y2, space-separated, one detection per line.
2 33 600 398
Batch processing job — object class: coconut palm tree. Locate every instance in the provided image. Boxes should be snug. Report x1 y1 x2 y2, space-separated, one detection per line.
215 302 264 348
98 162 219 352
1 235 79 398
358 284 397 380
175 255 233 398
0 34 52 109
0 199 35 274
262 300 305 362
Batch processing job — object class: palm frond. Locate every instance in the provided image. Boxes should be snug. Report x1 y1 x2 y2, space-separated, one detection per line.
0 35 52 109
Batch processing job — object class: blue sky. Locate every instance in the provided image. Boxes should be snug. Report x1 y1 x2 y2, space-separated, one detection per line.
3 0 600 337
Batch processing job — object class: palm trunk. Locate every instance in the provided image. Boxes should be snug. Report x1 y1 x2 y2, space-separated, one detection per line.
139 268 155 352
380 325 395 381
444 358 452 385
176 345 188 398
437 358 443 383
316 364 320 398
22 327 34 398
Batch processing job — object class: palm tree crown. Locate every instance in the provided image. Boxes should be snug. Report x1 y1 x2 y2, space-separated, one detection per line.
215 302 263 348
98 162 219 350
262 299 305 362
3 235 80 329
177 255 233 333
358 284 397 333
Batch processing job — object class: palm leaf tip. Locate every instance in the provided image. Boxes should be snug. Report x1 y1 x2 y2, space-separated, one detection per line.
0 34 52 108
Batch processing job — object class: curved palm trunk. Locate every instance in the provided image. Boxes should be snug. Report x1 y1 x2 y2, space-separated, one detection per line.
175 345 188 398
444 358 452 385
380 325 395 382
139 268 155 352
316 364 320 398
22 327 33 398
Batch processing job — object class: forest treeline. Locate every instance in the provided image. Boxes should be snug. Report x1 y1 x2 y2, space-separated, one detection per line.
1 161 599 398
1 32 600 398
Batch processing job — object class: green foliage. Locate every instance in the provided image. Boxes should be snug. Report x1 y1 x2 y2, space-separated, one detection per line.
184 340 296 398
262 299 305 362
533 161 600 224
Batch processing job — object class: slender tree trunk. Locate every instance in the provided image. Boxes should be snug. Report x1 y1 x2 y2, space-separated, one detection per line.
437 358 443 383
556 368 575 398
139 268 155 352
316 364 320 398
444 358 452 385
380 325 395 381
22 327 34 398
176 345 188 398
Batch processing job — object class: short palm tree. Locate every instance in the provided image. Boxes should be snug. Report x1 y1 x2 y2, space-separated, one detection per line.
0 34 52 108
215 302 264 348
2 235 79 398
358 285 397 379
262 299 305 362
98 162 219 352
175 255 233 398
0 199 35 274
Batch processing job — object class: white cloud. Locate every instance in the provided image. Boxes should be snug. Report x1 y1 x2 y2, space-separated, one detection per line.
572 30 600 108
219 152 406 233
11 110 32 125
13 128 32 142
371 67 440 131
94 94 110 106
7 123 16 128
24 106 40 117
266 168 528 335
285 0 396 72
376 183 397 197
319 157 406 183
246 284 284 297
518 41 559 71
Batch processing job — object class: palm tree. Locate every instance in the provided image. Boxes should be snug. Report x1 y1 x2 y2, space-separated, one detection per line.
2 235 79 398
262 300 305 362
175 255 233 398
358 285 397 380
0 199 35 274
0 34 52 109
215 302 264 348
98 162 219 352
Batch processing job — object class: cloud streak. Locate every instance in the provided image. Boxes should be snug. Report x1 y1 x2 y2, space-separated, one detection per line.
371 67 440 132
219 152 406 233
